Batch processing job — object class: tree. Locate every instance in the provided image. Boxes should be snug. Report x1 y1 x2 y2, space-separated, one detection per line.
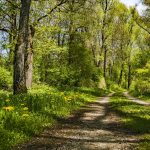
13 0 31 94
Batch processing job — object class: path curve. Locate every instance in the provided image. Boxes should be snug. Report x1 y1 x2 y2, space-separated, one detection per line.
17 93 139 150
123 92 150 106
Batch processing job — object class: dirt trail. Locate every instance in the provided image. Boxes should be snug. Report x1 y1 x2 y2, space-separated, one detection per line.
18 94 140 150
123 92 150 106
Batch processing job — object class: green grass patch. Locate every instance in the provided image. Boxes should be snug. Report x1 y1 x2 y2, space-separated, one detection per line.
0 85 105 150
110 92 150 149
129 90 150 102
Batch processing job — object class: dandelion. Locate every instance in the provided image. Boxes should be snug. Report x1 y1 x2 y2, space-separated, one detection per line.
3 106 14 111
22 107 28 111
22 114 29 117
60 92 64 96
5 99 10 102
64 97 67 101
67 96 72 101
64 96 72 101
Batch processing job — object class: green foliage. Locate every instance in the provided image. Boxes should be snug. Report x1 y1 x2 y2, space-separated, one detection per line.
0 67 12 89
68 43 99 87
108 83 125 92
131 61 150 95
134 80 150 95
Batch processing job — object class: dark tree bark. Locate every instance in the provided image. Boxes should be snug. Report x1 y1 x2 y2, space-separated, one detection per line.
61 33 66 47
13 0 31 94
68 19 74 65
103 47 107 79
118 63 124 85
128 64 131 89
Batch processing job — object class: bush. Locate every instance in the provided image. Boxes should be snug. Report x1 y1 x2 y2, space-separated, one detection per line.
0 67 12 89
134 80 150 95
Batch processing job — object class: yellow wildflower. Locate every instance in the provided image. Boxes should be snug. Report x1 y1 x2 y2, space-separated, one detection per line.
64 97 67 101
5 99 10 102
22 107 28 111
3 106 14 111
60 92 64 96
22 114 29 117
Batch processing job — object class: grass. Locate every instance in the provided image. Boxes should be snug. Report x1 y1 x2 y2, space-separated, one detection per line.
0 85 107 150
129 91 150 102
110 92 150 150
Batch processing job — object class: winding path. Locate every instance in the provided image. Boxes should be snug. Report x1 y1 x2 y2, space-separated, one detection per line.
18 93 140 150
123 92 150 106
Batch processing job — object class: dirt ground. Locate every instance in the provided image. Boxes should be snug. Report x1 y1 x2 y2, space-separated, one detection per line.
17 94 141 150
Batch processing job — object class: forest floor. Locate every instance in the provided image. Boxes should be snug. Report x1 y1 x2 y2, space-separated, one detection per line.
16 93 148 150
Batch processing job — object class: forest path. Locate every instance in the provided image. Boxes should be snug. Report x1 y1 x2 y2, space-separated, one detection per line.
18 93 140 150
123 92 150 106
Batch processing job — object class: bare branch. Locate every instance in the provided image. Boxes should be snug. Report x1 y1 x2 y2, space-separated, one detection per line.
37 0 68 23
5 0 20 9
135 20 150 34
0 28 9 33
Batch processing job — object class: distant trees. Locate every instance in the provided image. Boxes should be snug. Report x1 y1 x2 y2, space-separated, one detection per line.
0 0 149 94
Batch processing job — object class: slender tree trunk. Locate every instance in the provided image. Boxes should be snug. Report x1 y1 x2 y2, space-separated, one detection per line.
109 63 113 79
103 47 107 79
118 63 124 85
91 45 98 67
13 0 31 94
128 64 131 89
58 31 61 46
68 20 74 65
61 33 65 47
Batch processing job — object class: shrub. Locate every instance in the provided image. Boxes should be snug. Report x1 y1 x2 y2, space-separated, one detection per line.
0 67 12 89
134 80 150 95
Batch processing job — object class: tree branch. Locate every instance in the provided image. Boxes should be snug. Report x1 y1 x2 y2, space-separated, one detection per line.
0 28 9 33
135 20 150 34
5 0 20 9
37 0 68 23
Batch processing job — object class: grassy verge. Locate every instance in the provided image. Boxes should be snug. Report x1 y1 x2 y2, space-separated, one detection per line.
0 85 107 150
129 91 150 102
110 93 150 150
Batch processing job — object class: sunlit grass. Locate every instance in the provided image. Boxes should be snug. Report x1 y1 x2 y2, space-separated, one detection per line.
130 90 150 102
110 93 150 149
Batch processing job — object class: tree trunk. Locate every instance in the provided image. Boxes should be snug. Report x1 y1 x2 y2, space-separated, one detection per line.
68 20 74 65
103 47 107 79
25 25 35 89
13 0 31 94
61 33 65 47
118 63 124 85
58 31 61 46
128 64 131 89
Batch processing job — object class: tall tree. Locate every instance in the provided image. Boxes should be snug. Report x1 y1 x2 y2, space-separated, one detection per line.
13 0 31 94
